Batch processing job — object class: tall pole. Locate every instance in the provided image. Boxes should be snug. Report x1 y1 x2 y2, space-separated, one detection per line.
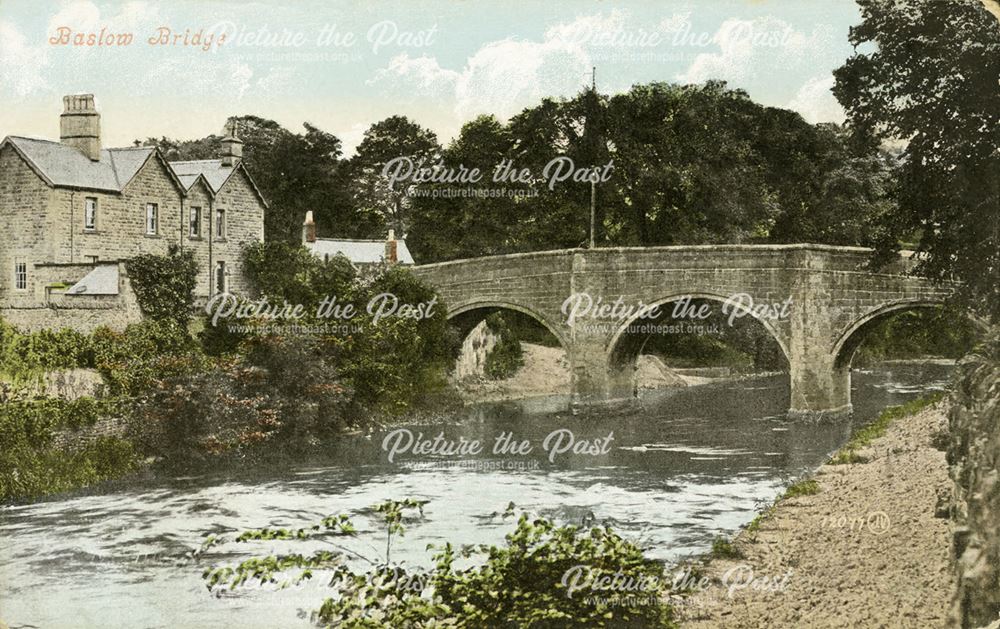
589 66 596 249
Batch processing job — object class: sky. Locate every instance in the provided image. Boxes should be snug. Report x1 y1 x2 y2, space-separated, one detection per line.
0 0 861 156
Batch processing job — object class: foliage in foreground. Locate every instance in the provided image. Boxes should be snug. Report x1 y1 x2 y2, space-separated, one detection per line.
0 391 139 502
198 500 676 628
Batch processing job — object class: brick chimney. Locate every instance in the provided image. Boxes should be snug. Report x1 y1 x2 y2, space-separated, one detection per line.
302 211 317 244
221 119 243 167
60 94 101 161
385 229 398 264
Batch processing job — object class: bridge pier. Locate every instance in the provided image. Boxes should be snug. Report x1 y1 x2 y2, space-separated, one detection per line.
787 357 852 419
566 334 638 413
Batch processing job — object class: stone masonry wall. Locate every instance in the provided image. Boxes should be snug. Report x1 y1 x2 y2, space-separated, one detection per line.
210 167 266 297
948 331 1000 628
0 144 52 304
180 179 215 299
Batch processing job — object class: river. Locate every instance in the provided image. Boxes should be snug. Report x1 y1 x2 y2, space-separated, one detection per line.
0 363 952 628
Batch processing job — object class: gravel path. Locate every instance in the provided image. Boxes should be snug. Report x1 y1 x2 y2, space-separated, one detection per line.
674 403 957 628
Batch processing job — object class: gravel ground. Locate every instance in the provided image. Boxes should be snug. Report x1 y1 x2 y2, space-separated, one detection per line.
674 403 957 628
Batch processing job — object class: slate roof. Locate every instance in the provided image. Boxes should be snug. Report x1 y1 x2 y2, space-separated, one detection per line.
0 135 267 207
170 159 269 206
3 136 157 192
306 238 415 265
171 159 237 192
66 264 120 295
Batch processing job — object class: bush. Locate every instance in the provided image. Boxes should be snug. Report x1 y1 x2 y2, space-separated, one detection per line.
239 243 459 416
92 320 206 395
241 240 355 306
0 436 139 504
0 318 95 384
483 312 524 379
130 335 352 461
710 536 742 559
782 478 820 498
0 393 137 503
125 246 198 325
198 501 677 628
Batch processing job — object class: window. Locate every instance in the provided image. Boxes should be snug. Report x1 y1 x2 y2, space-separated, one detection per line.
215 208 226 239
84 197 97 231
190 206 201 237
14 262 27 291
215 261 227 294
145 203 158 235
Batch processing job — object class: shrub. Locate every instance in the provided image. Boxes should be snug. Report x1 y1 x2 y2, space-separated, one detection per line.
198 501 677 628
782 478 820 498
0 318 95 384
241 240 355 306
0 393 137 503
92 320 206 395
333 264 458 415
125 246 198 325
710 536 742 559
0 436 139 504
130 335 352 461
240 243 459 416
483 312 524 379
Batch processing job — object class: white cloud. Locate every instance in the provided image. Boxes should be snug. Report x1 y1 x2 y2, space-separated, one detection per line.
0 21 49 96
367 54 460 102
787 75 845 124
140 58 273 101
48 0 160 34
453 38 590 120
678 17 833 84
368 11 660 123
337 122 369 158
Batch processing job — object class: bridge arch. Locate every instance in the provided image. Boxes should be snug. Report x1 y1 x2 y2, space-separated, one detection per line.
831 298 947 369
605 291 792 367
447 299 570 350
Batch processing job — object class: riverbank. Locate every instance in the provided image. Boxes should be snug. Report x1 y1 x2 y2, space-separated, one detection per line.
674 399 956 628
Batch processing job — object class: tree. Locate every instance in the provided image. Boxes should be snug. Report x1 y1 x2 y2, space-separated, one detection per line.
834 0 1000 321
343 116 441 237
143 117 348 244
603 81 774 245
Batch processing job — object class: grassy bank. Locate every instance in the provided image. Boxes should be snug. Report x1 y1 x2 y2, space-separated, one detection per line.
828 391 946 465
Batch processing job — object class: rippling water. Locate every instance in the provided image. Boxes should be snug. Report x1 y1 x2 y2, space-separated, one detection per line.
0 363 952 629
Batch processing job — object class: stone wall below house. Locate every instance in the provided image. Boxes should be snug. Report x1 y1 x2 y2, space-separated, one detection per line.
948 331 1000 628
0 261 143 332
50 415 128 451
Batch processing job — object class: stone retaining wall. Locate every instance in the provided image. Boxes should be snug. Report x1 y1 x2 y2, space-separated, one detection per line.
50 415 128 451
947 331 1000 628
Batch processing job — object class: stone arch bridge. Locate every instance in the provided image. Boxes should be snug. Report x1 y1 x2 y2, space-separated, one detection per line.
411 244 953 416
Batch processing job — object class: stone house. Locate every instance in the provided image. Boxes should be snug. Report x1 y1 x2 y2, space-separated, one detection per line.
0 94 267 331
300 210 414 267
